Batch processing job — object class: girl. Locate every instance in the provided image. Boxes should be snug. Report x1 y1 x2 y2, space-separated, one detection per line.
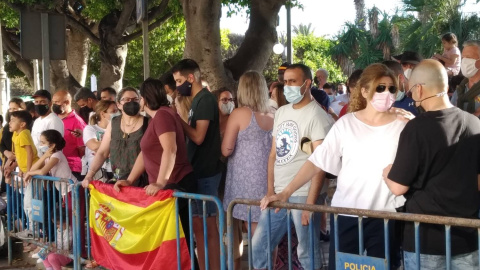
83 100 119 182
433 32 461 76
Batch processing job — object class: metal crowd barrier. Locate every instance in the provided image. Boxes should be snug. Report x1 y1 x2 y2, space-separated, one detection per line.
173 191 226 270
6 172 79 268
227 198 480 270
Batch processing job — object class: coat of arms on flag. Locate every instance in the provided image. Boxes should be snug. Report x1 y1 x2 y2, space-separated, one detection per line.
88 181 191 270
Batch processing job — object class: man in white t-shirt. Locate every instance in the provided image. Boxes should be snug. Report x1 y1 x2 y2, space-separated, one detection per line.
252 64 332 270
31 90 64 157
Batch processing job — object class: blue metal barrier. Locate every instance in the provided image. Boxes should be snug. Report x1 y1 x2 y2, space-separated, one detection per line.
173 191 226 270
227 198 480 270
6 172 79 268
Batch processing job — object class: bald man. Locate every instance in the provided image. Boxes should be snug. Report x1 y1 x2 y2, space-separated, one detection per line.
52 90 87 180
383 59 480 269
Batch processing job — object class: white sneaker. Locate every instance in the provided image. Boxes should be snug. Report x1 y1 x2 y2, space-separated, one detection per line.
17 230 33 239
36 258 43 264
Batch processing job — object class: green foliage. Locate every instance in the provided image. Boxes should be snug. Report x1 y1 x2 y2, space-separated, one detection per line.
293 23 314 36
293 35 346 84
123 15 186 87
0 2 19 28
220 29 231 51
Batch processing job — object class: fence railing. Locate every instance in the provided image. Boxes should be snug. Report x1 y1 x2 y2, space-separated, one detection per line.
227 198 480 270
6 172 79 268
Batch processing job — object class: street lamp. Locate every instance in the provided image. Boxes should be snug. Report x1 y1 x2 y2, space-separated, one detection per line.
273 43 285 55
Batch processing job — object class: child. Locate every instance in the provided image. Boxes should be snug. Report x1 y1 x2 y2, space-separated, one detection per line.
34 210 73 270
433 32 461 76
8 110 38 239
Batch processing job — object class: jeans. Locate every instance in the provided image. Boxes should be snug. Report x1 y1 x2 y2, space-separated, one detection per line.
404 250 479 270
251 196 322 269
191 172 221 217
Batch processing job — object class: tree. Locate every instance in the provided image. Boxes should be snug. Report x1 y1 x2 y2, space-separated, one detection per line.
293 23 314 36
1 0 175 91
354 0 366 30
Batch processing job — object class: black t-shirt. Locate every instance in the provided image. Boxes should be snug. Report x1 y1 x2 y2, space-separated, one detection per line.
187 88 221 178
388 107 480 255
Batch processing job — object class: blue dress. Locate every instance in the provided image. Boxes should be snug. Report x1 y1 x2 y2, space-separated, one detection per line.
223 111 272 222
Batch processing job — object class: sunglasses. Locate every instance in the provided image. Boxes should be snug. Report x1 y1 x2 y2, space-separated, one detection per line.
376 85 397 94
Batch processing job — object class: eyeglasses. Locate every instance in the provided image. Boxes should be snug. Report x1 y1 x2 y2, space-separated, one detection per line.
376 85 397 94
407 83 426 93
120 97 140 103
220 98 234 103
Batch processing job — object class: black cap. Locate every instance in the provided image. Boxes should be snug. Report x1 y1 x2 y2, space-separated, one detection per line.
399 51 422 65
32 90 52 101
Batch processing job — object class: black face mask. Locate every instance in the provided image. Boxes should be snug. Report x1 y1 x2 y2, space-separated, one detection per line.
35 104 49 116
79 106 93 123
122 101 140 116
52 104 64 115
177 80 192 96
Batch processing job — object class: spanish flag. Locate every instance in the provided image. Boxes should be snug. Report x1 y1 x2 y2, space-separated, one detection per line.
89 181 191 270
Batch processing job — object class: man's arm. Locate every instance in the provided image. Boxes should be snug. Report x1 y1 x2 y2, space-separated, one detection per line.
181 119 210 145
383 164 410 196
267 137 277 196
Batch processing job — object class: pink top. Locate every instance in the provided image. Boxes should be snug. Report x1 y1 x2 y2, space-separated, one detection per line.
443 46 461 75
62 111 86 173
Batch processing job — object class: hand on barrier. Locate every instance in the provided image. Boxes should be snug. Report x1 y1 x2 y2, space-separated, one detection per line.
23 172 32 184
82 174 94 188
260 192 288 213
144 183 164 196
114 180 131 192
301 211 312 226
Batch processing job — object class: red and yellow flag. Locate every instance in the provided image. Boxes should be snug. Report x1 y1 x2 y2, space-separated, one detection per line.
89 181 191 270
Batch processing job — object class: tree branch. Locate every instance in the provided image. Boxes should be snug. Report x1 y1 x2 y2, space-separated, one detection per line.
114 0 136 36
66 14 100 45
1 27 21 57
121 12 173 43
147 0 170 24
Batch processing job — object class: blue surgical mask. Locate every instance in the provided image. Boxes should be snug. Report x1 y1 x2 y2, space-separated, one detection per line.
395 90 405 101
38 145 49 153
284 80 307 104
328 94 334 102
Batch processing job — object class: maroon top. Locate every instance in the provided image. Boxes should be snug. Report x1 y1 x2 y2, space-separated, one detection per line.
140 106 193 185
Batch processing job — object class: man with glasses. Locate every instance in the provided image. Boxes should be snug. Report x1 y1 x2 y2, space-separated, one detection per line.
383 60 418 116
384 59 480 269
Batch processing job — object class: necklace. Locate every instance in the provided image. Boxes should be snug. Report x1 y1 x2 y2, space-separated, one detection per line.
121 116 140 139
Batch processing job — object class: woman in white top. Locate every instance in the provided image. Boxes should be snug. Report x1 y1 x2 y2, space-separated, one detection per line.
82 100 119 182
260 63 406 270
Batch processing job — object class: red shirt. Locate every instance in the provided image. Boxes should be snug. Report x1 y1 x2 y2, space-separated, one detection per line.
141 106 193 186
338 103 349 119
62 111 86 173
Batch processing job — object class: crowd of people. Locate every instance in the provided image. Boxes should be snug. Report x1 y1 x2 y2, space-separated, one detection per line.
1 33 480 270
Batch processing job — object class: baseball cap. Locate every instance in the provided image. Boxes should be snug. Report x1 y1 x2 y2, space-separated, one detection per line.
398 51 423 65
32 90 52 101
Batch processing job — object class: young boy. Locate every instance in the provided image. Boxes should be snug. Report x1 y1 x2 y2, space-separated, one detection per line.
8 110 38 239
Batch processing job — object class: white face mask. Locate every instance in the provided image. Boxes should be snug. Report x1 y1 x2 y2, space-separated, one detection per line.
461 58 479 78
404 68 413 80
284 80 307 104
220 102 234 115
38 145 49 153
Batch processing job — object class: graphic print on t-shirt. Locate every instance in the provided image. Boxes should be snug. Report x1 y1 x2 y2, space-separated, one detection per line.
275 120 299 165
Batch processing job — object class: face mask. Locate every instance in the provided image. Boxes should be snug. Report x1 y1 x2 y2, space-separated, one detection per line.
177 80 192 96
460 58 479 78
404 68 412 80
268 99 278 109
220 102 234 115
35 104 49 116
395 90 405 101
338 90 344 95
370 91 395 112
284 80 307 104
328 94 335 103
109 112 121 121
123 101 140 116
79 106 93 123
52 104 64 115
38 145 49 153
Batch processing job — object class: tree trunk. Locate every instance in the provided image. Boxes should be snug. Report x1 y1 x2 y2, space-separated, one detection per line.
66 28 90 86
182 0 233 91
98 11 129 90
224 0 286 80
354 0 366 30
182 0 286 91
1 27 34 86
50 60 82 96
